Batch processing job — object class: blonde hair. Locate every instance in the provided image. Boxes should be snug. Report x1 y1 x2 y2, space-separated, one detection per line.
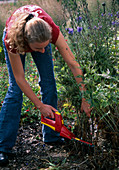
6 12 52 54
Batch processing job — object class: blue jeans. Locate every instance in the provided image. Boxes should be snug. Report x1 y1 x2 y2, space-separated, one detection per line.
0 31 60 153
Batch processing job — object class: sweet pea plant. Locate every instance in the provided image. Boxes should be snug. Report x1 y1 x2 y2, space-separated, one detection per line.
52 0 119 168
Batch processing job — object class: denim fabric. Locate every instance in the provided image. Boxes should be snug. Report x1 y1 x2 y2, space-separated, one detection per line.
31 49 60 142
0 31 59 153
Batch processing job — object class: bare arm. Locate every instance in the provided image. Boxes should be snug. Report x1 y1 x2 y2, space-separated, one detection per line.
55 31 85 91
8 51 57 118
55 31 92 117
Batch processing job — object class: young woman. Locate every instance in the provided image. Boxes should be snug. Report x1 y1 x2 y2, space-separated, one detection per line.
0 5 92 166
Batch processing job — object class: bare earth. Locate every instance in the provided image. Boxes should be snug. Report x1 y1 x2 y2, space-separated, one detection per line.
0 120 89 170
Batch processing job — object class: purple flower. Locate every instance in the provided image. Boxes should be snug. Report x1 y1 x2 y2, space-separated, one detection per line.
93 26 97 29
116 11 119 18
68 28 74 35
77 27 83 33
108 13 113 17
112 21 115 25
101 13 104 16
98 26 102 30
76 16 82 21
112 21 119 25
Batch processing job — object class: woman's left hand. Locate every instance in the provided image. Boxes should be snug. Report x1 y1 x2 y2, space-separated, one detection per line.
81 98 92 117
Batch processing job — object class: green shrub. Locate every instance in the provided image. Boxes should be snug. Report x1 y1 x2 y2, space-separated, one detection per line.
54 0 119 121
53 0 119 167
0 22 5 63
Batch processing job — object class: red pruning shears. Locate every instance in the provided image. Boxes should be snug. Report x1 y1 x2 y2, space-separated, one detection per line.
41 111 94 147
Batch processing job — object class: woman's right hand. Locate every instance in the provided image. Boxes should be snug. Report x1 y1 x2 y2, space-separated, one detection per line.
39 103 57 118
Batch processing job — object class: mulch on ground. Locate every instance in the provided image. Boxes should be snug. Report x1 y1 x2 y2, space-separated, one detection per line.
1 120 89 170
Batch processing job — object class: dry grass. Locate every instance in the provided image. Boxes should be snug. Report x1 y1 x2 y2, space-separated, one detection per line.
0 0 63 26
87 0 112 9
0 0 115 34
0 0 113 26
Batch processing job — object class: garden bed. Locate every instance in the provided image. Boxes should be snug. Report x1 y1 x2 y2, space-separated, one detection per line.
0 120 91 170
1 118 118 170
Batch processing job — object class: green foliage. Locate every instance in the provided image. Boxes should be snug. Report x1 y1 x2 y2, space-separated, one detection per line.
0 64 9 107
54 50 82 111
0 54 41 124
54 0 119 121
53 2 119 164
0 22 5 63
0 0 118 168
21 54 41 124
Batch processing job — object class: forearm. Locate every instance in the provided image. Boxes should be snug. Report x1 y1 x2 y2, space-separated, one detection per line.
8 52 44 112
56 32 91 116
56 34 85 91
16 77 43 109
68 62 86 92
15 77 57 118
